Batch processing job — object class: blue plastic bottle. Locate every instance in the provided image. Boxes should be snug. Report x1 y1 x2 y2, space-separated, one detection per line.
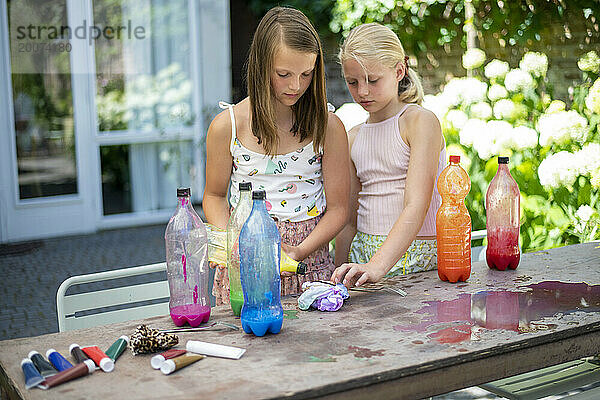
239 190 283 336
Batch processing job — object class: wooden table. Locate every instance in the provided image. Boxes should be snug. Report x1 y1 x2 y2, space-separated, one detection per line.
1 242 599 399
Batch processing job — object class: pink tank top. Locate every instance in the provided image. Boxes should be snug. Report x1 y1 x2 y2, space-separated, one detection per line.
351 104 446 236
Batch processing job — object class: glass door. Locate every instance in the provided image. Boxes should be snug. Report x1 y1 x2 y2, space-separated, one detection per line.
0 0 96 242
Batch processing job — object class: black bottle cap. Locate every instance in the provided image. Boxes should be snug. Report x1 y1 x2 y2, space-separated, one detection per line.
177 187 191 197
252 190 266 200
498 156 509 164
296 262 307 275
239 182 252 191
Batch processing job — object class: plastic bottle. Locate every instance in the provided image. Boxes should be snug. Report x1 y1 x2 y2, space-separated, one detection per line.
165 188 211 327
436 155 472 283
239 190 284 336
226 182 253 316
486 156 520 270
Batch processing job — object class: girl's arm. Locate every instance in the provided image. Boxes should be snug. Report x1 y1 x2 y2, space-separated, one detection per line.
332 108 443 286
334 126 362 266
202 110 234 230
283 113 350 261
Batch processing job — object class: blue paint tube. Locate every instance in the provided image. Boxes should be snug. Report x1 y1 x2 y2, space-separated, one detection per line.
28 350 58 378
21 358 44 389
46 349 73 372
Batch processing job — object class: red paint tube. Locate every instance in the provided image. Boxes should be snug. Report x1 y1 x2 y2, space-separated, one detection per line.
151 349 187 369
39 360 95 390
81 346 114 372
69 344 91 364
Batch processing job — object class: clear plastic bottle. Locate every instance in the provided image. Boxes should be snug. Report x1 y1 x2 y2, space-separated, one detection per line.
226 182 253 316
239 190 283 336
436 155 472 283
165 188 210 327
486 156 520 270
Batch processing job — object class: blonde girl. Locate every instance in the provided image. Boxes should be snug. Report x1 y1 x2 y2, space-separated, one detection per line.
332 23 446 287
203 7 349 304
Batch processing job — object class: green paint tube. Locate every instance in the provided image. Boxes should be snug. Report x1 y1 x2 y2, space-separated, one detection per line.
105 335 129 362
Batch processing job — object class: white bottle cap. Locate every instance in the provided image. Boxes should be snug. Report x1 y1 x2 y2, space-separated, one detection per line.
21 358 33 366
27 350 40 359
151 355 166 369
160 359 176 375
45 349 56 358
69 343 80 352
99 357 114 372
83 359 96 374
118 335 130 344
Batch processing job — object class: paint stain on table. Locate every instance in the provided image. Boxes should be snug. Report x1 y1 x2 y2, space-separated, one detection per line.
348 346 385 358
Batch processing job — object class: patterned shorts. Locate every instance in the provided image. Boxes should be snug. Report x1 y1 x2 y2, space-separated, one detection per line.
212 214 336 306
349 231 437 276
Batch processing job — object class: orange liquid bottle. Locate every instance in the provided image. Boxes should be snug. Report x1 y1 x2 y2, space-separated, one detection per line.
436 155 471 283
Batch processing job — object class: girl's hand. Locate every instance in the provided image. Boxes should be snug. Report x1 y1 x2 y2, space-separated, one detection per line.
330 262 387 287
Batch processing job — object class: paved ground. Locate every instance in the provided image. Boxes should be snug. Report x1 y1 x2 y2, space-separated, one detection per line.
1 225 595 399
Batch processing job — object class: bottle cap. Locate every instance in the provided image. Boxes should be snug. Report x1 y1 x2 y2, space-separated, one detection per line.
28 350 39 359
83 359 96 374
21 358 33 367
99 357 115 372
252 190 266 200
498 156 509 164
151 355 166 369
45 349 56 358
177 187 191 197
160 359 176 375
449 155 460 164
69 343 80 352
239 182 252 191
296 262 307 275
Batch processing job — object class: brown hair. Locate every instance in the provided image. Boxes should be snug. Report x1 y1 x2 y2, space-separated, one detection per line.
247 6 328 156
338 23 424 105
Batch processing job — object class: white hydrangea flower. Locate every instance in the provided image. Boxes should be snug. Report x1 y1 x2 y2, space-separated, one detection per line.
422 94 452 120
505 69 535 92
519 52 548 78
576 205 596 223
443 77 488 106
574 142 600 176
472 120 513 160
538 151 579 188
592 168 600 189
585 78 600 114
459 118 487 147
493 99 517 120
462 48 486 70
488 84 509 102
445 109 469 130
546 100 566 114
510 126 539 150
578 51 600 73
470 102 493 119
537 111 588 146
484 59 510 80
334 102 369 132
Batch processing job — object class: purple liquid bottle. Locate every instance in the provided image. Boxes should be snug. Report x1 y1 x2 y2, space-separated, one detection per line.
165 188 211 327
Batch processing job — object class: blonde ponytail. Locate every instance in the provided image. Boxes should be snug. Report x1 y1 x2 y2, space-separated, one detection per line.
339 23 424 105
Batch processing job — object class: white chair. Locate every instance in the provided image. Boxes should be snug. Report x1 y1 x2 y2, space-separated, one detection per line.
56 262 170 332
471 229 487 262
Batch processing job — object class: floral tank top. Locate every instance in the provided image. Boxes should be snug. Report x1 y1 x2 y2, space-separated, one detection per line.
220 102 326 222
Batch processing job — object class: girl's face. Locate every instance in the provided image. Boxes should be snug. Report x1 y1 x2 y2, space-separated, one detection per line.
343 58 403 116
271 44 317 108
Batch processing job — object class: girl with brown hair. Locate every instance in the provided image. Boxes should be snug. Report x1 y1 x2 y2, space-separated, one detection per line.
203 6 349 304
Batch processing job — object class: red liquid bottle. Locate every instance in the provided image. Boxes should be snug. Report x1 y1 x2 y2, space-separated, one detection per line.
436 155 472 283
486 156 520 270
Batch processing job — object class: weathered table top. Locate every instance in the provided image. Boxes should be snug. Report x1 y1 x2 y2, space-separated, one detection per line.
1 242 599 400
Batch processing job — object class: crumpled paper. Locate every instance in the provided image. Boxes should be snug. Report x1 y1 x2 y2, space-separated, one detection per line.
298 282 349 312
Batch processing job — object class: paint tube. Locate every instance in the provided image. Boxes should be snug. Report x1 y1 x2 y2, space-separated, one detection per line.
105 335 129 362
46 349 73 372
21 358 44 389
39 360 95 390
151 349 187 369
81 346 114 372
186 340 246 359
28 351 58 378
160 354 204 375
69 344 91 364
